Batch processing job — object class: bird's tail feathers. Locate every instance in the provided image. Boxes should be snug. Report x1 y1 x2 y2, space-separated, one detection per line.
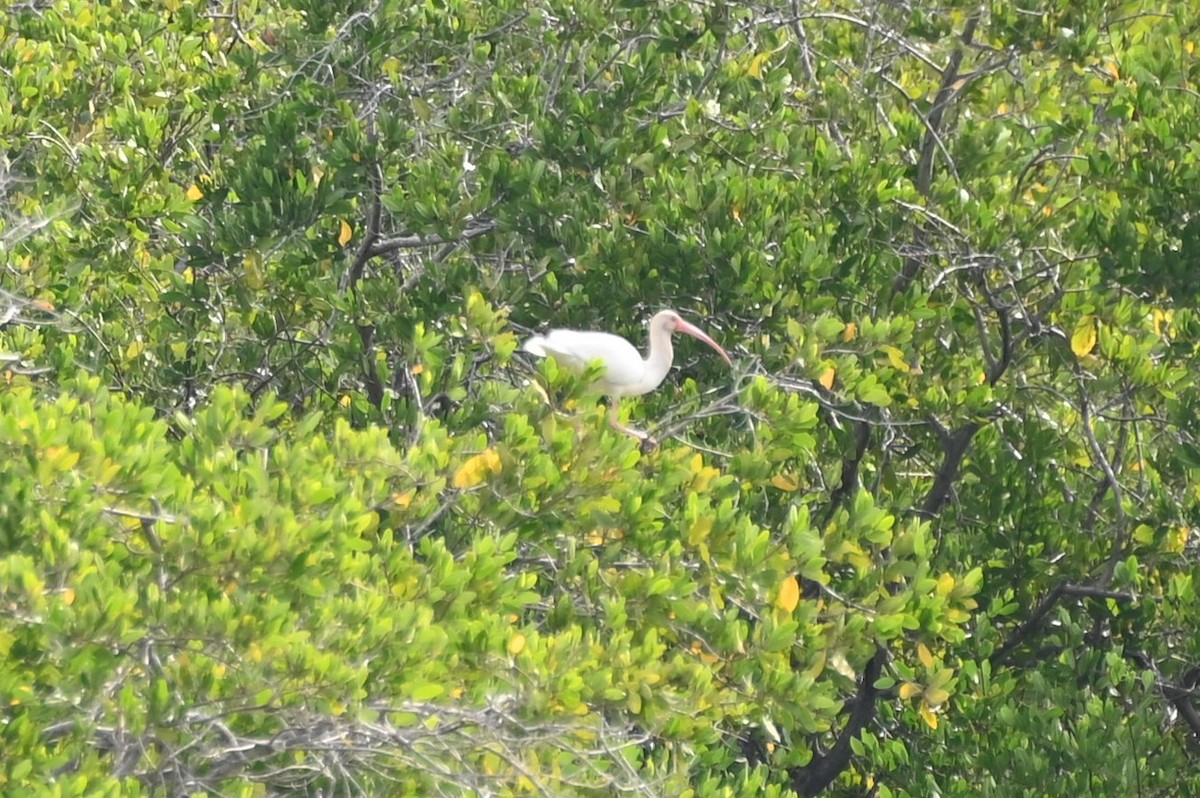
522 335 549 357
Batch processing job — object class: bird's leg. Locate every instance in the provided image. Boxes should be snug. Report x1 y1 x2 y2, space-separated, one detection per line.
608 401 659 451
606 400 638 436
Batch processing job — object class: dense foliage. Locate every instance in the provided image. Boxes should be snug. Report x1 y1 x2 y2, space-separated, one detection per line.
2 0 1199 795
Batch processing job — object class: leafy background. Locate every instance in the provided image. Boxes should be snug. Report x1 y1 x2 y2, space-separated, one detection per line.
1 0 1198 795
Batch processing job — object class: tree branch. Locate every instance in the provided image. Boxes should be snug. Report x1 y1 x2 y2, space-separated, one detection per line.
789 647 887 797
367 221 496 258
821 420 872 527
919 421 982 518
1162 680 1200 747
893 12 981 296
340 158 385 294
991 581 1136 667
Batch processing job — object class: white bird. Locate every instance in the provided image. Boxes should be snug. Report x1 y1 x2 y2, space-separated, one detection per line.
522 309 733 442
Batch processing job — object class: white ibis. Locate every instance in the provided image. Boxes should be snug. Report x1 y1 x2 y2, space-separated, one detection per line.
522 309 732 442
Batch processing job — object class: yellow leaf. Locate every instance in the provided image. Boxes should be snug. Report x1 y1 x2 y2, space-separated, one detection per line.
392 490 415 510
1168 526 1190 555
46 446 80 470
776 576 800 612
690 641 719 664
935 573 955 598
692 467 720 492
185 183 204 201
770 473 799 491
919 702 939 729
688 516 714 545
243 250 264 290
508 633 526 656
338 219 353 247
1152 308 1172 337
899 682 922 700
411 363 425 375
925 686 951 705
881 345 910 373
312 164 325 188
453 448 502 489
748 52 768 79
917 643 935 669
1071 316 1097 357
842 322 858 342
1104 60 1120 79
690 453 721 492
62 588 75 606
818 367 835 390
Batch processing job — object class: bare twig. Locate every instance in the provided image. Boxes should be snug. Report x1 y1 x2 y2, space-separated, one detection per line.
59 696 662 796
367 221 496 258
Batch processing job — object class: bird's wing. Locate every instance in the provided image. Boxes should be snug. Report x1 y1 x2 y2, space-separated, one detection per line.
525 330 645 393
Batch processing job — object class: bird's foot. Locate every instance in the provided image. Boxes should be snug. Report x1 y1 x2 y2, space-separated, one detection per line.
611 419 659 452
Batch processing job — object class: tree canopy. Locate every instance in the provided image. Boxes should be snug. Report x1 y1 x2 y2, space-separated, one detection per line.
2 0 1199 795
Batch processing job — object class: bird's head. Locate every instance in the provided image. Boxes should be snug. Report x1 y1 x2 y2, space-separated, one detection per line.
654 310 685 332
652 310 733 365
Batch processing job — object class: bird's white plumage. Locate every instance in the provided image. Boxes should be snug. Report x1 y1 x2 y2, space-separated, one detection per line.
522 310 731 443
522 329 652 396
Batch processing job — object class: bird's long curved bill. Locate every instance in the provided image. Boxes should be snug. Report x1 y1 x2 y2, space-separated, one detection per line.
676 320 733 365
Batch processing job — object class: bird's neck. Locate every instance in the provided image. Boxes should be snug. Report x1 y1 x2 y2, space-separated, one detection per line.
640 336 674 392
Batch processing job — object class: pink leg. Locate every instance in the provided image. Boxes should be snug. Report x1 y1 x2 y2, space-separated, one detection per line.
608 402 658 450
